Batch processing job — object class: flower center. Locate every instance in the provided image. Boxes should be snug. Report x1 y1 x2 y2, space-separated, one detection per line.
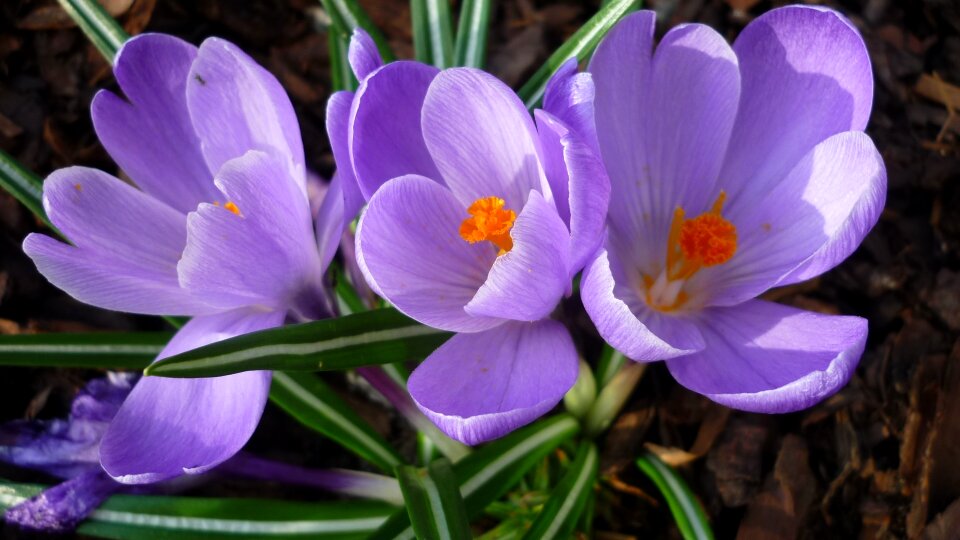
644 192 737 312
459 196 516 255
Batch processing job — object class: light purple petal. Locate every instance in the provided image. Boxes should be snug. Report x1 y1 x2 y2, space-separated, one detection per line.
348 28 383 81
326 90 365 220
22 168 212 315
543 58 599 154
91 34 218 213
100 310 282 484
535 110 610 275
5 470 122 532
707 131 886 306
581 244 704 361
408 320 578 445
465 191 571 322
178 151 322 313
355 175 501 332
721 5 874 215
667 300 866 413
186 38 306 194
315 172 347 273
590 13 740 275
350 61 441 199
421 67 547 211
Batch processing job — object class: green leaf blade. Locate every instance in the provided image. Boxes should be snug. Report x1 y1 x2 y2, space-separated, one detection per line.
56 0 129 62
397 459 471 540
270 371 405 473
0 332 170 370
146 308 451 378
636 452 715 540
321 0 395 62
371 414 580 539
522 441 598 540
517 0 639 110
453 0 492 68
0 480 392 539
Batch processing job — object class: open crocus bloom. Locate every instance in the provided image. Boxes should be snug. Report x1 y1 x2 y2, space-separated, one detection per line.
340 31 610 444
23 34 348 482
582 6 886 412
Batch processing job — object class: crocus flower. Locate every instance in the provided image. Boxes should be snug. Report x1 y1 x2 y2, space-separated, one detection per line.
23 34 351 483
336 32 610 444
0 374 401 532
581 7 886 412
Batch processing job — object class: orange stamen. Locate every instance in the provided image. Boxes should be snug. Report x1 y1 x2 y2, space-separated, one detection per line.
459 196 516 255
214 201 242 216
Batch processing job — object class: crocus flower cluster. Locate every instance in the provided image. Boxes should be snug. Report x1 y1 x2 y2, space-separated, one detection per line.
336 31 610 445
581 6 885 411
23 34 351 483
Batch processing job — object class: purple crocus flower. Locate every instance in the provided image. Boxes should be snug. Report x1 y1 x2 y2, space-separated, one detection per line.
22 34 351 483
335 32 610 445
0 374 401 532
581 7 886 412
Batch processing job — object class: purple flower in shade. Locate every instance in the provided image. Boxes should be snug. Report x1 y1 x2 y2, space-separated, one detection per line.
581 6 886 412
335 32 611 445
0 374 402 532
22 34 352 483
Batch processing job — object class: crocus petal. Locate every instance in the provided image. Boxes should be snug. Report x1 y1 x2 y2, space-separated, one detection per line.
421 67 547 211
178 151 321 312
535 110 610 275
315 172 347 273
186 38 305 194
91 34 219 213
542 58 599 154
22 168 212 315
348 28 383 81
707 131 886 306
721 5 874 214
100 310 282 484
590 13 740 274
5 470 122 532
350 61 441 199
326 90 365 220
667 300 866 413
465 191 571 321
581 245 704 361
355 175 501 332
408 320 578 445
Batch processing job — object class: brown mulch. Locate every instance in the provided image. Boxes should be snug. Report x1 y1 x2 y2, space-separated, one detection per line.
1 0 960 538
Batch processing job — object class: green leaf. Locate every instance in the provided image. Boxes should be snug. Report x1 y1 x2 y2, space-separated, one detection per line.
397 459 471 540
145 308 451 378
0 149 56 233
0 479 392 539
516 0 639 109
595 345 626 388
371 414 580 540
636 452 714 540
270 371 405 474
319 0 395 62
411 0 454 68
0 332 169 370
522 441 598 540
453 0 492 68
328 29 358 92
56 0 129 62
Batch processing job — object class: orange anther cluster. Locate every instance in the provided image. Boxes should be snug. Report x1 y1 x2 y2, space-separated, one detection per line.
664 192 737 282
678 213 737 266
459 196 516 255
223 201 242 216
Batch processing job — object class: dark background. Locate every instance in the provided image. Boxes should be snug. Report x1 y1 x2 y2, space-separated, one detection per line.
1 0 960 538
